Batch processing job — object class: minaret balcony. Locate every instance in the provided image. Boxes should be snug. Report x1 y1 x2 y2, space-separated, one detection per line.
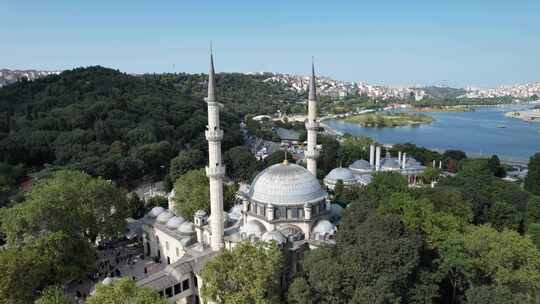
305 121 319 131
205 129 224 141
305 149 320 159
206 166 226 179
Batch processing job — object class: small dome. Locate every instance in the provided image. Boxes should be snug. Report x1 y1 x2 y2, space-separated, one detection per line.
313 219 336 235
349 159 373 171
178 221 195 235
157 210 174 223
248 163 326 206
381 158 401 170
228 204 243 221
194 210 207 218
240 220 266 238
166 216 185 229
148 206 165 218
324 168 356 183
262 230 287 245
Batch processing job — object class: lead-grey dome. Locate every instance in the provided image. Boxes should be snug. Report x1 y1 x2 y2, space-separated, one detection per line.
381 158 401 170
248 163 327 206
349 159 373 171
324 168 356 183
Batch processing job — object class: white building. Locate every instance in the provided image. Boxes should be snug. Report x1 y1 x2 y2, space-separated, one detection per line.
323 144 427 189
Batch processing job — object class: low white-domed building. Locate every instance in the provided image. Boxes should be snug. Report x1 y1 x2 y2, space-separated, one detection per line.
323 167 359 190
326 144 427 188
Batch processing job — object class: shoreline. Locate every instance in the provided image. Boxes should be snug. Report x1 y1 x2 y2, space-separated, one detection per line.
505 109 540 123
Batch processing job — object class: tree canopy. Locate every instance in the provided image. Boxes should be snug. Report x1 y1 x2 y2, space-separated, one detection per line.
525 153 540 195
0 170 127 303
173 169 235 219
201 241 284 304
85 278 166 304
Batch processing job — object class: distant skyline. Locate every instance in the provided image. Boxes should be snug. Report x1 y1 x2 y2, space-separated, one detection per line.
2 0 539 87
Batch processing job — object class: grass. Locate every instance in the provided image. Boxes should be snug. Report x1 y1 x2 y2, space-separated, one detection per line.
344 112 434 127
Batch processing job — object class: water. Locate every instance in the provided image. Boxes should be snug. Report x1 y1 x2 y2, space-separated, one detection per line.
324 104 540 160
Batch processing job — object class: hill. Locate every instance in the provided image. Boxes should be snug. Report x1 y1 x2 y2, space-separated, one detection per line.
0 66 302 186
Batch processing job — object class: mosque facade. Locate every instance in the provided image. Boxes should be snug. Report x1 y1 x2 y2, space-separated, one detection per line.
136 54 340 303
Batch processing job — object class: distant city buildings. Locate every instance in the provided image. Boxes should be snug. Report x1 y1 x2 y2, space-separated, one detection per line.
0 69 60 87
263 72 427 100
463 83 540 99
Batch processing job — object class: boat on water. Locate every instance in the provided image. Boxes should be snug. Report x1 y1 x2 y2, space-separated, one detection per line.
496 125 506 128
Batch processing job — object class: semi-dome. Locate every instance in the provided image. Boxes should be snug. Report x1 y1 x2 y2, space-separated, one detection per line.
248 163 326 206
312 219 336 240
324 168 356 183
262 230 287 245
148 206 165 218
166 216 185 229
240 220 266 238
228 204 243 221
178 221 195 235
157 210 174 223
349 159 373 172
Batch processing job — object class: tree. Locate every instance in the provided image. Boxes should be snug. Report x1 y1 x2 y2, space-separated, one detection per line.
173 169 235 219
288 202 424 303
420 167 441 184
173 169 209 219
0 245 49 304
1 170 128 244
169 148 205 183
223 146 259 182
201 241 283 304
317 135 340 177
487 155 506 178
333 179 344 202
85 278 166 304
365 171 408 203
525 153 540 195
35 286 71 304
463 225 540 298
337 135 373 166
465 285 528 304
443 150 467 162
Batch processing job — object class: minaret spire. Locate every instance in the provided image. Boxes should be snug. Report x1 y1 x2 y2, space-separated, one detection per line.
305 59 319 176
207 44 216 102
309 57 316 101
205 47 225 251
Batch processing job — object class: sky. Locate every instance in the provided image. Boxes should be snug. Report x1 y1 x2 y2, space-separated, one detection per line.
1 0 539 87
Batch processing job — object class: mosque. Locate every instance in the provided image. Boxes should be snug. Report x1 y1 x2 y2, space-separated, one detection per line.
136 54 341 303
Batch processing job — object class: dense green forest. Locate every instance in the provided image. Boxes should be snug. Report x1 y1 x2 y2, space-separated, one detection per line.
0 67 303 191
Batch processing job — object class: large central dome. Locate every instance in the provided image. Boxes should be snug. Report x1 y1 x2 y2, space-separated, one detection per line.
248 162 327 206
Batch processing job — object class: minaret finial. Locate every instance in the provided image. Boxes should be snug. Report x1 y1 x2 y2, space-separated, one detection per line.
308 58 316 101
207 44 216 101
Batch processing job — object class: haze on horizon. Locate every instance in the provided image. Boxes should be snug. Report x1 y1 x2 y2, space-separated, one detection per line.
1 0 539 87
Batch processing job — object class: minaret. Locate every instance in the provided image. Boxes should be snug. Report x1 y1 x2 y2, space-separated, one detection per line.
305 60 319 176
205 49 225 251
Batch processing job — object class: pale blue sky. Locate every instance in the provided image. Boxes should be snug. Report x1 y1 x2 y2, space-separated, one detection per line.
1 0 539 87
